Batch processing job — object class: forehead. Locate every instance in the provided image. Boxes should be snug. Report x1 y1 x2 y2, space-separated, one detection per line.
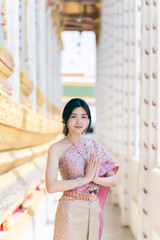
71 107 87 115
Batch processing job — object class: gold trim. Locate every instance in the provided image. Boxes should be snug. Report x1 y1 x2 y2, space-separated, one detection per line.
0 156 46 225
0 135 62 174
0 43 15 79
0 88 62 150
20 94 33 108
1 190 46 240
47 99 52 112
20 69 34 97
1 212 12 231
0 120 62 150
62 4 84 14
0 77 13 95
37 88 45 107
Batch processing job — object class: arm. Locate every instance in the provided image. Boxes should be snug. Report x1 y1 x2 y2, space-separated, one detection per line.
45 145 97 193
93 167 118 188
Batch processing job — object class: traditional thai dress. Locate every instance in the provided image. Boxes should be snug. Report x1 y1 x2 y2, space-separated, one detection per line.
53 137 119 240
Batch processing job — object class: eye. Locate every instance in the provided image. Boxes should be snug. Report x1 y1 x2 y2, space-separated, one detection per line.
71 116 76 118
82 116 87 118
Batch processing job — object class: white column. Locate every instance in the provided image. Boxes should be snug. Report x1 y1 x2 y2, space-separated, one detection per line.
57 46 62 108
149 0 158 169
115 1 123 203
27 0 37 111
46 7 53 113
117 0 123 158
37 0 47 110
52 27 59 107
158 0 160 167
6 0 20 102
138 0 150 239
135 0 141 158
121 0 130 225
46 7 62 111
0 0 5 46
19 0 28 73
138 1 158 239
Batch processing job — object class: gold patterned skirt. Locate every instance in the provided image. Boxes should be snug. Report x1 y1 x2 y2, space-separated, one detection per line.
53 195 100 240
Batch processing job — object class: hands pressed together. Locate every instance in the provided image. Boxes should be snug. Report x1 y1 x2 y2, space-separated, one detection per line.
85 153 99 184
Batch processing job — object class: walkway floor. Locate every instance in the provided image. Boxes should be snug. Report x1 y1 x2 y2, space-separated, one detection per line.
101 196 136 240
41 192 136 240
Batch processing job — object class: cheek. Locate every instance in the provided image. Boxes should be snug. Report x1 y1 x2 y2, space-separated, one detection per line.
68 118 75 126
83 119 89 125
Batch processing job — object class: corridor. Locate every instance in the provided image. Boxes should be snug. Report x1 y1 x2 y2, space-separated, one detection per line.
39 192 136 240
0 0 160 240
101 195 136 240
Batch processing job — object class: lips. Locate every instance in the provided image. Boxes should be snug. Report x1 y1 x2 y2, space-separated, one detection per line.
75 126 82 128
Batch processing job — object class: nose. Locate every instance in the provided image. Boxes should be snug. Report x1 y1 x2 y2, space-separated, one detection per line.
76 117 82 124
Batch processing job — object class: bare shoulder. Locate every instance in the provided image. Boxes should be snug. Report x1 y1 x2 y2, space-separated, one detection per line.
48 137 68 158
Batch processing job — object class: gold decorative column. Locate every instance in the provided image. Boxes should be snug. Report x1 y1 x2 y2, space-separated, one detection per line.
0 0 15 96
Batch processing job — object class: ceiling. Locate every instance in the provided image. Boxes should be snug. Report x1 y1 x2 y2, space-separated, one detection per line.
46 0 101 44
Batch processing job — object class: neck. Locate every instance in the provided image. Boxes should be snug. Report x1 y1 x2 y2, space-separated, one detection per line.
67 132 83 143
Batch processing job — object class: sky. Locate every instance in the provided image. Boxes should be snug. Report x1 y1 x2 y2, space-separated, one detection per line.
61 31 96 80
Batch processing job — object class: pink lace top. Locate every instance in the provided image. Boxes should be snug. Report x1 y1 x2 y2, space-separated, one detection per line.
59 137 119 239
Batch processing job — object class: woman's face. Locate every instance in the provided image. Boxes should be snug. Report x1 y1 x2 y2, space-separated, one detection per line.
67 107 89 135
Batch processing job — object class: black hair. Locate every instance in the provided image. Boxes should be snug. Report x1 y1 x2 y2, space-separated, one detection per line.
62 98 92 136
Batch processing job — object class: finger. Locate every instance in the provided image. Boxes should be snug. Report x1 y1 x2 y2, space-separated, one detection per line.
92 160 96 169
91 154 95 164
93 154 97 165
92 153 96 162
96 162 99 171
90 153 93 161
89 154 93 163
90 153 94 157
92 155 96 166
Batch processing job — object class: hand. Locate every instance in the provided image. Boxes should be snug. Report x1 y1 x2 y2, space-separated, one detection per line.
93 161 99 184
85 153 97 182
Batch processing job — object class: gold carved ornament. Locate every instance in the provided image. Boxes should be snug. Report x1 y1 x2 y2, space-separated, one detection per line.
20 69 34 108
37 88 45 107
0 212 12 231
0 44 15 95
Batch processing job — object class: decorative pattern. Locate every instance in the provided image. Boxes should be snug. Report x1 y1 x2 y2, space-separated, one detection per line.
37 88 45 107
0 157 46 232
58 137 118 239
97 0 141 226
20 68 34 97
0 1 62 238
0 88 62 150
0 0 7 47
138 1 158 239
0 43 15 80
54 196 99 240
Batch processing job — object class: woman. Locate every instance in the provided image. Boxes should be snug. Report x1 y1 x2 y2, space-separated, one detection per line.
45 98 119 240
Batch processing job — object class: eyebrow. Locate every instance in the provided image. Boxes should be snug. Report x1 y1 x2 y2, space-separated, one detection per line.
71 113 88 115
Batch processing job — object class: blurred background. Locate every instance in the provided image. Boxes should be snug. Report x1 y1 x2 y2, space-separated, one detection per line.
0 0 160 240
61 31 96 130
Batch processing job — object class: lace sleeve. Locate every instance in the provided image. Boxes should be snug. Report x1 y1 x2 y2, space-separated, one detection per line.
94 140 119 177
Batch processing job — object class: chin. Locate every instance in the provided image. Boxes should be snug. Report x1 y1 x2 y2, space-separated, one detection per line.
74 128 84 133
